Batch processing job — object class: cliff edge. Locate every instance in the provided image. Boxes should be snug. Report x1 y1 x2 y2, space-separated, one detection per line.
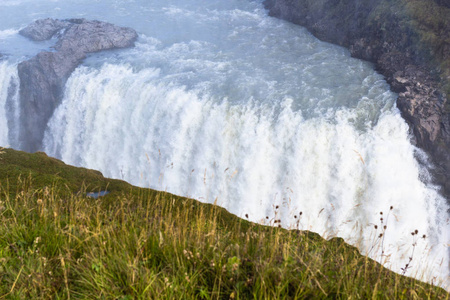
264 0 450 201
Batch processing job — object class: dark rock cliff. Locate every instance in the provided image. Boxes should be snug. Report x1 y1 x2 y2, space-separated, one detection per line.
264 0 450 201
16 18 138 152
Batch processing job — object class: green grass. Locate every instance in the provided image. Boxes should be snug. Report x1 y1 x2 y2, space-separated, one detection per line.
370 0 450 92
402 0 450 100
0 148 448 299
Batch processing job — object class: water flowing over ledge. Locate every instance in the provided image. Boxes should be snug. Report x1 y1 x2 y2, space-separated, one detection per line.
0 0 448 289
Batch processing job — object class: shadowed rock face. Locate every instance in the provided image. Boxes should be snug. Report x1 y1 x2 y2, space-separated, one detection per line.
264 0 450 201
434 0 450 8
17 18 138 152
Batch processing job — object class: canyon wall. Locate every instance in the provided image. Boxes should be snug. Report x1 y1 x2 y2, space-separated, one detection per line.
264 0 450 200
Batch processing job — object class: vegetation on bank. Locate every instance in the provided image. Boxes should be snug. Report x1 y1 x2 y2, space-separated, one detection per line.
373 0 450 97
0 148 448 299
406 0 450 104
266 0 450 97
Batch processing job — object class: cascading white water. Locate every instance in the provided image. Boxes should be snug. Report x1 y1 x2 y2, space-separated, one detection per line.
0 61 19 146
0 0 448 289
0 62 11 146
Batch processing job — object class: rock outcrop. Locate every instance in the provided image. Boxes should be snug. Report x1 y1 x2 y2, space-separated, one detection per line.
17 18 138 152
19 18 70 41
264 0 450 201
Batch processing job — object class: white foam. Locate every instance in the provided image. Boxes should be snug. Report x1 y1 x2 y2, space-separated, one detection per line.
0 61 18 147
0 29 18 39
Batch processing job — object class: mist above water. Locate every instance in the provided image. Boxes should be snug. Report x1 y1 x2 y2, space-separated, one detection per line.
0 0 448 289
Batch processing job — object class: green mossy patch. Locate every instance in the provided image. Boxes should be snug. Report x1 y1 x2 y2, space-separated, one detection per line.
0 148 132 198
370 0 449 89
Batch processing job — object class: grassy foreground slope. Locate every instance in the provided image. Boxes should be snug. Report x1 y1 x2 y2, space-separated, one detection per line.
0 148 448 299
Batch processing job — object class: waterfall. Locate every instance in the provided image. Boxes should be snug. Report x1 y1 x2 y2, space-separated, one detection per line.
41 62 448 286
0 61 19 147
0 0 448 289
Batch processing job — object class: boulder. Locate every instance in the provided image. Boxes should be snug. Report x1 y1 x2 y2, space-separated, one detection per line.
19 18 70 41
16 18 138 152
55 19 137 53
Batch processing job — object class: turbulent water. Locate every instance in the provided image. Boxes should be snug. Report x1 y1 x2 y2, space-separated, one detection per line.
0 0 448 288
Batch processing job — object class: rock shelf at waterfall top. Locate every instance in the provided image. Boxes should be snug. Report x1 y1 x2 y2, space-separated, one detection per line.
16 18 138 153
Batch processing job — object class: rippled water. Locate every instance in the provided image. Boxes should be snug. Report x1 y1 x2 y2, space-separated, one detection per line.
0 0 448 288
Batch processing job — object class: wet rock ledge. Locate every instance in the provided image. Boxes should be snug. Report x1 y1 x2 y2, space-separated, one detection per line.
17 18 138 152
264 0 450 201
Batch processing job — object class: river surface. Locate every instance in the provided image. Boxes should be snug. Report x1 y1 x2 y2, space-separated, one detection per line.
0 0 448 288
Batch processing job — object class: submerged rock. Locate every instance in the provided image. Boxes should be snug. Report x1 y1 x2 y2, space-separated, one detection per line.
264 0 450 200
17 18 138 152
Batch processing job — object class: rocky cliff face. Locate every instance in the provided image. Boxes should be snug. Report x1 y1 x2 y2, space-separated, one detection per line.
264 0 450 201
16 18 138 152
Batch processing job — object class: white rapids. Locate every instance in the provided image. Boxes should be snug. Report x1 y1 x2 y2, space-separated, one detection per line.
0 0 448 289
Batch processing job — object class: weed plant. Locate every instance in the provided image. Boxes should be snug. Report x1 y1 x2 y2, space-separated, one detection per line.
0 148 448 299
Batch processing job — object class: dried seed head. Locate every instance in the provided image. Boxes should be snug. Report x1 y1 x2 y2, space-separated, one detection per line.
411 232 415 236
294 215 297 219
383 225 387 229
414 229 418 234
299 211 303 215
266 216 269 219
380 212 383 215
379 233 383 238
390 206 393 210
278 224 281 228
245 214 248 219
422 234 426 239
275 205 279 209
374 225 378 229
